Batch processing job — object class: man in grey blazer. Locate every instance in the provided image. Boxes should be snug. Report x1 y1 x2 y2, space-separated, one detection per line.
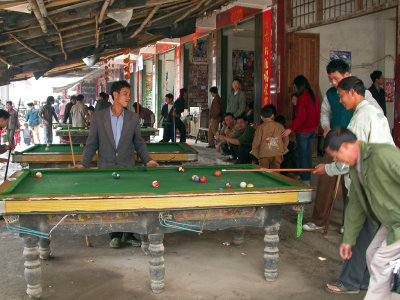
75 80 159 248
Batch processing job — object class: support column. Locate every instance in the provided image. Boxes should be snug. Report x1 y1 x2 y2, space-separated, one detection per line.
148 233 165 293
140 234 149 255
232 226 245 247
39 238 51 260
263 206 282 281
394 2 400 146
23 235 42 299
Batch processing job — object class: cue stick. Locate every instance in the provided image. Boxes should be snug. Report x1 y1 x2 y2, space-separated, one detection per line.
66 124 76 166
4 99 21 182
221 168 316 173
323 175 342 236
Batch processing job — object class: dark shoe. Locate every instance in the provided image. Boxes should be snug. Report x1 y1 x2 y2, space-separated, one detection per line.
125 236 141 247
325 281 360 294
206 145 216 148
109 237 121 248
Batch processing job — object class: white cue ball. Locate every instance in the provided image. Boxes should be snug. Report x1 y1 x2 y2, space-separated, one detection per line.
240 182 247 188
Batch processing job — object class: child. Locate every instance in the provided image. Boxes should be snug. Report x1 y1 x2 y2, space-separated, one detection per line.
22 123 33 146
251 105 288 169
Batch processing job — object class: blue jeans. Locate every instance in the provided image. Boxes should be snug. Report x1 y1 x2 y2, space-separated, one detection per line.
296 131 316 182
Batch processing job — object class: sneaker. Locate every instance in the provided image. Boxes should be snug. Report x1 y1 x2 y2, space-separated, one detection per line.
125 236 141 247
109 237 121 248
302 222 323 231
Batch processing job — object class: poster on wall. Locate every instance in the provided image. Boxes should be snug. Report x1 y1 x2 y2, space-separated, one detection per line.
384 78 395 102
232 50 254 104
144 72 153 109
330 50 351 72
192 40 208 64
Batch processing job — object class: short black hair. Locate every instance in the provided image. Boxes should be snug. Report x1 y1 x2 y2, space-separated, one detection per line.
0 109 10 120
88 105 94 111
46 96 55 105
326 59 349 75
70 95 77 100
260 104 276 118
325 127 357 151
209 86 218 94
232 78 241 85
111 80 131 100
165 93 174 100
337 76 365 97
179 88 187 98
132 102 142 110
76 94 84 101
99 92 109 101
275 115 286 126
370 70 382 83
224 112 234 119
236 113 248 123
27 102 34 107
6 101 12 106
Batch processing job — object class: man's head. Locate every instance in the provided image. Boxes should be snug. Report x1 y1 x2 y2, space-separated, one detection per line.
260 104 276 120
370 70 384 86
0 109 10 129
6 101 12 110
209 86 218 98
235 114 248 131
325 128 359 166
326 59 350 88
88 105 94 115
27 102 34 110
24 123 29 128
224 113 235 127
132 102 143 113
70 95 77 104
111 80 131 108
232 78 241 91
46 96 55 105
337 76 365 111
179 88 187 98
165 93 173 104
99 92 109 101
76 94 84 102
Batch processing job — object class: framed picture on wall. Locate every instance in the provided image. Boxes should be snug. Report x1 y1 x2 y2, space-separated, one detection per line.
192 40 208 64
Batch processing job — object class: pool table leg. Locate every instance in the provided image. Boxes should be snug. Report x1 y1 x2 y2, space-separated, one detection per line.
148 233 165 293
232 226 245 247
263 206 282 282
140 234 150 255
39 238 51 260
22 235 42 299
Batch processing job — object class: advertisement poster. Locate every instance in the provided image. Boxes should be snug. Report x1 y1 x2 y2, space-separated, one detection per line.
384 78 395 102
330 50 351 72
144 72 153 109
192 40 208 64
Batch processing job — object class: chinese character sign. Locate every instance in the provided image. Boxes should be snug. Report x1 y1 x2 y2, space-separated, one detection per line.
262 9 272 107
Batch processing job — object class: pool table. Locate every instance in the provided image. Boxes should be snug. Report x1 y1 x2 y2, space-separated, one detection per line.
12 143 198 168
0 164 312 299
55 126 159 144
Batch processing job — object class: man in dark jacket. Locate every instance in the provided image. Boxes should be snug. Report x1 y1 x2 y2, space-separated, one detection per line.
172 88 187 142
368 70 386 116
63 95 77 123
207 87 223 148
95 92 111 111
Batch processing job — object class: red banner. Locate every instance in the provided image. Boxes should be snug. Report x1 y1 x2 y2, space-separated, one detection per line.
262 9 272 107
176 45 181 93
230 6 244 23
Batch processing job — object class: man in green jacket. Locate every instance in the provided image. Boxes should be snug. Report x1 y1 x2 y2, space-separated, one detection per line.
325 127 400 300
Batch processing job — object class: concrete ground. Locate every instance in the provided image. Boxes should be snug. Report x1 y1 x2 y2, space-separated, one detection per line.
0 136 370 299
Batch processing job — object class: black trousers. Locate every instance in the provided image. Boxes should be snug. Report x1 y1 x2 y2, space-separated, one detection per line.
161 124 173 142
229 145 253 164
110 232 134 240
172 117 186 142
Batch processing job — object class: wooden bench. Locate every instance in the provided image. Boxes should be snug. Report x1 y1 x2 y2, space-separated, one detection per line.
195 127 208 143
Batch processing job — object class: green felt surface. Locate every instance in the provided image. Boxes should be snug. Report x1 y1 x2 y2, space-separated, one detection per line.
57 127 89 132
1 165 306 196
146 143 191 153
19 144 85 154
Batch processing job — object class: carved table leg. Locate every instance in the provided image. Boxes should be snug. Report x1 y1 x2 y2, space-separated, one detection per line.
39 238 51 260
148 233 165 293
23 235 42 299
232 226 245 247
140 234 149 255
264 207 282 281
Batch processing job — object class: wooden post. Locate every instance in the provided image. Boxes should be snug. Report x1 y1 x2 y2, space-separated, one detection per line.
394 1 400 147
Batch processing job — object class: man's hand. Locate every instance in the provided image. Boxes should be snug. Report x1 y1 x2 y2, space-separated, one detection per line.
44 120 49 126
313 164 326 175
340 243 352 260
146 160 159 168
218 135 227 142
323 126 331 138
0 158 8 163
6 144 15 151
72 164 85 169
40 123 43 128
216 143 221 152
281 128 292 137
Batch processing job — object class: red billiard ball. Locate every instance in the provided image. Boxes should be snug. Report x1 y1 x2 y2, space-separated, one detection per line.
200 176 206 183
225 182 232 188
214 171 221 177
178 167 185 173
152 181 159 188
35 172 42 178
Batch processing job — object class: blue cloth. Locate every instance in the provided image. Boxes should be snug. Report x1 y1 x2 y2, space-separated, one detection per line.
326 87 353 128
25 108 40 126
109 108 124 148
296 131 316 181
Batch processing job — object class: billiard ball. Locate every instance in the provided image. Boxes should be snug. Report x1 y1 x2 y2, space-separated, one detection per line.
35 172 42 178
200 176 206 183
114 173 120 179
225 182 232 188
214 171 221 177
240 182 247 188
219 188 223 192
192 175 199 181
247 183 254 188
194 176 200 183
111 172 117 178
152 181 159 188
80 144 84 148
178 167 185 173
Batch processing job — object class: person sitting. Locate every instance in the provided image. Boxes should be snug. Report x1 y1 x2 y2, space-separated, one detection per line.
251 105 288 169
95 92 112 111
216 113 237 155
158 94 174 142
218 114 255 164
133 102 155 127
